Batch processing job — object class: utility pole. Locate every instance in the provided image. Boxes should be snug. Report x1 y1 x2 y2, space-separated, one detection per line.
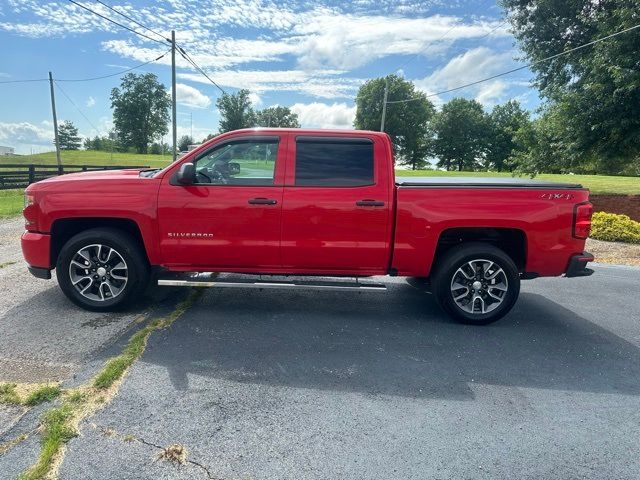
171 30 177 162
190 112 193 140
48 71 62 173
380 78 389 132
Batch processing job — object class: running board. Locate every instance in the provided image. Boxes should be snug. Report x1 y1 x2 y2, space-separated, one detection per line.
157 273 387 292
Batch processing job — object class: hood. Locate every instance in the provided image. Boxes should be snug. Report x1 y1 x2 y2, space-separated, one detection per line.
25 168 153 192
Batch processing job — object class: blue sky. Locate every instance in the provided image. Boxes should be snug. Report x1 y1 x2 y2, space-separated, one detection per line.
0 0 539 154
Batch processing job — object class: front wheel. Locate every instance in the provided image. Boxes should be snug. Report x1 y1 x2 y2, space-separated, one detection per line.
432 243 520 325
56 228 150 311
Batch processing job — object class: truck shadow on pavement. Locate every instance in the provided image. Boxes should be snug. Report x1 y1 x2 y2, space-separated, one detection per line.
143 281 640 401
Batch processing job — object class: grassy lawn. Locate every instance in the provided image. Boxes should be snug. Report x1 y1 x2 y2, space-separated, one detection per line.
1 151 638 195
0 189 23 219
396 170 640 195
4 150 171 168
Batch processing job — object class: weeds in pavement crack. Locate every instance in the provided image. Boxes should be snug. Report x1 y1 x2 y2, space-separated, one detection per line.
94 424 219 479
0 383 61 407
17 289 202 480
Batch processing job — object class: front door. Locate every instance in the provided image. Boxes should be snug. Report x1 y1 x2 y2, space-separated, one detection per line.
158 135 285 270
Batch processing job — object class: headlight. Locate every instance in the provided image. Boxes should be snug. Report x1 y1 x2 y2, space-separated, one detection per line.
24 193 35 208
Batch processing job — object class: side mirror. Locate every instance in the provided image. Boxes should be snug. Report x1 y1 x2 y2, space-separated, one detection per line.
176 162 195 185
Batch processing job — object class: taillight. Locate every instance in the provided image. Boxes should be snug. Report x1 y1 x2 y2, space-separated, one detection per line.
573 202 593 239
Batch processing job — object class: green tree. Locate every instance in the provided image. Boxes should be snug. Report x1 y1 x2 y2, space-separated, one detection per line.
500 0 640 172
486 100 530 172
178 135 194 152
202 133 217 142
255 106 301 128
110 73 171 153
57 120 81 150
354 75 435 170
432 98 489 171
216 89 256 133
511 103 597 175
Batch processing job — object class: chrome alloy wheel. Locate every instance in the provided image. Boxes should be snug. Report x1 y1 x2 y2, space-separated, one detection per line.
450 259 508 315
68 244 128 302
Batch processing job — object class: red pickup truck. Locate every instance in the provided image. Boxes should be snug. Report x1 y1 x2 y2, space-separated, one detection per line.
21 128 594 324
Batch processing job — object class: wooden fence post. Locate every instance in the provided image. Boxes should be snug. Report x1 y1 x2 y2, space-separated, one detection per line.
28 164 35 185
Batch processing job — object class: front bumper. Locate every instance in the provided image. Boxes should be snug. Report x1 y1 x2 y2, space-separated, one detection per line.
21 231 52 279
565 252 595 278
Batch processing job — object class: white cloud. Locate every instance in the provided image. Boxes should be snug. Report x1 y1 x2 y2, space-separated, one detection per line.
1 1 510 74
176 83 211 109
0 121 51 146
86 96 96 108
248 92 262 108
414 47 515 105
178 70 362 99
291 103 356 129
475 80 508 107
295 14 507 70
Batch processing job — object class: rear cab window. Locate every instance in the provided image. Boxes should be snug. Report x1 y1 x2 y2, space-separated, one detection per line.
294 137 374 187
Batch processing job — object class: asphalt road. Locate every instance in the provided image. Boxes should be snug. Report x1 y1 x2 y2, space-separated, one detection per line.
1 213 639 479
51 265 639 480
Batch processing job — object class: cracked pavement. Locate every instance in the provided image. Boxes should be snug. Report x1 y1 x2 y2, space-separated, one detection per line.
1 214 640 479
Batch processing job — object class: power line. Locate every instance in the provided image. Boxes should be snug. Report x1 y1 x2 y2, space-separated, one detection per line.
67 0 167 45
94 0 170 43
0 52 169 85
177 46 227 94
57 51 170 81
54 80 102 135
386 22 640 104
0 78 48 84
67 0 226 94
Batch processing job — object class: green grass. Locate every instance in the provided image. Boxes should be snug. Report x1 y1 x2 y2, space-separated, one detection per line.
0 383 21 404
395 170 640 195
4 150 171 168
19 405 77 480
0 189 24 218
24 385 61 407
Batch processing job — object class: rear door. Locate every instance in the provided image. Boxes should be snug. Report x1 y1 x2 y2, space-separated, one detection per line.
280 134 392 273
157 134 285 270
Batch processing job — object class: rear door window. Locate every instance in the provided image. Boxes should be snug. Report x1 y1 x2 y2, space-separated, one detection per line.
295 137 374 187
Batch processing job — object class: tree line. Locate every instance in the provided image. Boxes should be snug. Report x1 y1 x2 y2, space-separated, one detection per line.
66 0 637 175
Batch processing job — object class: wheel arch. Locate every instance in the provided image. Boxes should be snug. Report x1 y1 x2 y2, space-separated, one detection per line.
432 227 527 274
50 217 150 267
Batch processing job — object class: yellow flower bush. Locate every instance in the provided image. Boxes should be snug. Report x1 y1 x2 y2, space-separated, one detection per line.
590 212 640 244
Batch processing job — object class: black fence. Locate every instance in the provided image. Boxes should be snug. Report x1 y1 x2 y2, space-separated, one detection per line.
0 164 150 190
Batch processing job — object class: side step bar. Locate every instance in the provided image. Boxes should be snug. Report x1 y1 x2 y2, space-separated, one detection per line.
157 273 387 292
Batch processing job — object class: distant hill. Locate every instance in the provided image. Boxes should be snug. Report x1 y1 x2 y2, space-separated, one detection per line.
2 150 171 168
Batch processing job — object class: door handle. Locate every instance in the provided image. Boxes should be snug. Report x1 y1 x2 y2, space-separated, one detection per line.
248 198 278 205
356 199 385 207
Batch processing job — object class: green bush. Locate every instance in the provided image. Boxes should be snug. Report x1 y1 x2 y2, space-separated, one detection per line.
590 212 640 244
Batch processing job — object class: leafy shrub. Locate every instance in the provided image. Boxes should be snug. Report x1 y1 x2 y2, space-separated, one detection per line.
590 212 640 244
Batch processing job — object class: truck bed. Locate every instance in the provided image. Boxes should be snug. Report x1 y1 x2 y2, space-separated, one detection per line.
395 176 583 189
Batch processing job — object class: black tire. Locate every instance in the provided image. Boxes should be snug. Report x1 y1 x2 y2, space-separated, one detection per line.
56 228 150 312
432 242 520 325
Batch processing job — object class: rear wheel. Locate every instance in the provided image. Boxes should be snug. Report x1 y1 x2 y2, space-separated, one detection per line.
432 243 520 325
56 228 149 311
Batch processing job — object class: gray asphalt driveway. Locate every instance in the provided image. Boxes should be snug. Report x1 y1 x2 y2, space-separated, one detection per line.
55 265 640 480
